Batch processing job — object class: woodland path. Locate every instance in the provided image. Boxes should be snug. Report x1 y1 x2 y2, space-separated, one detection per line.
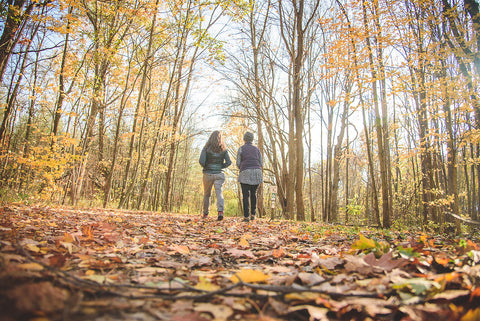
0 204 479 320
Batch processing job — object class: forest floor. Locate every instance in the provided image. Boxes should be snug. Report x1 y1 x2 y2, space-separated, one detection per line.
0 204 480 321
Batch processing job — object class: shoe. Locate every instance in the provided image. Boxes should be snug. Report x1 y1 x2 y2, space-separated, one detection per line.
243 216 250 222
203 214 208 219
250 215 255 221
217 211 224 221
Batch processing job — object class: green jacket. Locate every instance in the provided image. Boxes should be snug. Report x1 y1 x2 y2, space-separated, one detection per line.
199 147 232 174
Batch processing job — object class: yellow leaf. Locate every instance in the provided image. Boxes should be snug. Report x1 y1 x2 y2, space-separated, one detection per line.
85 270 96 276
230 269 270 283
351 233 376 250
195 276 220 292
461 308 480 321
239 237 250 247
26 243 40 253
17 262 44 271
285 292 320 301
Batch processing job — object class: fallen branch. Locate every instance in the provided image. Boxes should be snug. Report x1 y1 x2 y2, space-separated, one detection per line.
446 212 480 225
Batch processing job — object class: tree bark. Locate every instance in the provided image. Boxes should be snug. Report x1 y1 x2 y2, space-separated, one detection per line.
0 0 35 85
362 0 390 228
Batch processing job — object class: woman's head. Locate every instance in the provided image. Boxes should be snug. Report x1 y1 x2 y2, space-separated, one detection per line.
243 131 254 143
205 130 226 153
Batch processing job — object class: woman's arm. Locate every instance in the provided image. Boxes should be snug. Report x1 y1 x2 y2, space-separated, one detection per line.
199 148 207 167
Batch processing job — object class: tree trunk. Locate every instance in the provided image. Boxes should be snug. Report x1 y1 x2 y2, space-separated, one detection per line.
0 0 34 85
52 6 73 141
0 22 36 147
362 0 390 228
373 0 392 228
440 61 460 232
329 97 350 223
362 103 380 226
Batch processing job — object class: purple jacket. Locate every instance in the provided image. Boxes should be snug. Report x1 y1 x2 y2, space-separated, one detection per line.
237 142 262 172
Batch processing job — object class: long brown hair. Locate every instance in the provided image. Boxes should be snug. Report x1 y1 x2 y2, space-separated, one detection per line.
204 130 226 153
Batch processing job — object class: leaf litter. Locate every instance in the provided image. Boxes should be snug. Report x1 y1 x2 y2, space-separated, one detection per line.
0 204 479 320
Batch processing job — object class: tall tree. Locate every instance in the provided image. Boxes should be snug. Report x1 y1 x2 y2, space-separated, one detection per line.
278 0 320 221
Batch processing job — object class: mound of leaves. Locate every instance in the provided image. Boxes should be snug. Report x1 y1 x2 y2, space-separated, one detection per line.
0 204 480 321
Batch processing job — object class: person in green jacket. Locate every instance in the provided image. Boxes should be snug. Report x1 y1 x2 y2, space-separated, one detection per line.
199 130 232 220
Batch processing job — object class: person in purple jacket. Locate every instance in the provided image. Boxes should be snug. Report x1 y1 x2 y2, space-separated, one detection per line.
236 132 263 222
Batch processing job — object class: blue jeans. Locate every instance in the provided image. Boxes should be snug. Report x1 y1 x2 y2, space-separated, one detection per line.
203 172 225 214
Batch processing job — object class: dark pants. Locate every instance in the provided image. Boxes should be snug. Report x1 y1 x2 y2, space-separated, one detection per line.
241 183 258 218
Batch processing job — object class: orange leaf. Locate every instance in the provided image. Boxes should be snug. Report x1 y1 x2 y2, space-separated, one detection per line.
82 225 94 240
239 237 250 247
170 244 190 255
230 269 270 283
435 257 450 266
62 232 74 243
273 248 286 258
470 287 480 302
434 272 459 283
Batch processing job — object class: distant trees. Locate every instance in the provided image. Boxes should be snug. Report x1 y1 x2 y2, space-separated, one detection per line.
222 0 480 232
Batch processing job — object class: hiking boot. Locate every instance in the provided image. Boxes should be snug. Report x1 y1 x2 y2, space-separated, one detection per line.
250 215 255 221
203 214 208 219
243 216 250 222
217 211 224 221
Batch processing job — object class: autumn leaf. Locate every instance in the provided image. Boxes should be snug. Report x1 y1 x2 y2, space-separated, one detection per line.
272 247 286 258
352 233 377 250
462 308 480 321
288 305 329 320
17 262 44 271
194 276 220 292
230 269 270 283
169 244 190 255
352 233 389 257
392 278 442 296
7 282 68 313
238 237 250 247
226 248 256 259
82 225 94 240
194 303 234 320
62 232 75 243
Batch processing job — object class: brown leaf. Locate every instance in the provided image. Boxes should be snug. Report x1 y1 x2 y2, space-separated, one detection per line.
288 305 329 320
297 272 326 286
169 244 190 255
188 255 213 267
8 281 68 313
226 248 256 259
344 254 382 275
363 251 408 272
311 256 344 270
171 312 210 321
194 303 234 320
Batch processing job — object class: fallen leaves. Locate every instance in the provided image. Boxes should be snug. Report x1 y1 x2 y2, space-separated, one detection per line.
0 204 479 321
